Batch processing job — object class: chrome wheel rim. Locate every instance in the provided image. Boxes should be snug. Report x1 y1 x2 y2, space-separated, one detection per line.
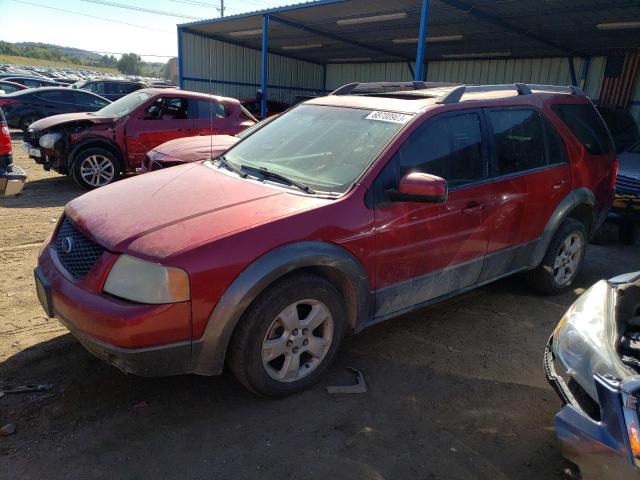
553 232 583 285
80 155 115 187
261 299 334 383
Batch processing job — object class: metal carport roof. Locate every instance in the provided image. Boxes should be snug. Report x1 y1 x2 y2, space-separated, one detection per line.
180 0 640 64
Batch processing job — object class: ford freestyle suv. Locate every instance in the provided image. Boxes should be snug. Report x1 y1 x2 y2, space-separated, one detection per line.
35 82 617 396
23 88 257 189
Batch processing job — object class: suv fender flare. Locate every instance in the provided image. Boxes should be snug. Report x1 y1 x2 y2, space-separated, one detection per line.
529 187 596 267
190 241 371 376
68 139 124 173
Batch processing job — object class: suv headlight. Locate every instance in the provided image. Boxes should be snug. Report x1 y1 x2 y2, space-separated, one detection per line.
553 280 634 401
103 254 190 304
39 133 63 149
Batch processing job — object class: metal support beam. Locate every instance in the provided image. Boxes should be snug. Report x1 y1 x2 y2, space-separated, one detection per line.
177 27 183 89
568 55 577 86
414 0 431 81
406 62 415 79
269 14 411 62
579 56 591 90
439 0 578 55
261 14 269 119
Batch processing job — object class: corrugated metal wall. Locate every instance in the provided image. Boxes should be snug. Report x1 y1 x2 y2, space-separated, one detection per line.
326 62 413 90
180 30 324 103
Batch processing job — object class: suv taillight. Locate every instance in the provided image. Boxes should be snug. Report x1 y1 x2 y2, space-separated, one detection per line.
610 158 619 190
0 125 11 155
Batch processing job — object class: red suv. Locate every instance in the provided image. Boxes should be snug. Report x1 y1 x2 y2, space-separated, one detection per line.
23 88 256 189
35 82 616 396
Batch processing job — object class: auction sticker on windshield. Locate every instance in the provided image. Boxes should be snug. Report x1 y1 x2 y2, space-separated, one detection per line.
365 111 413 124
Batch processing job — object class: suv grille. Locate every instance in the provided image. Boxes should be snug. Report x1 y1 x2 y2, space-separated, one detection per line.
617 174 640 196
54 218 104 279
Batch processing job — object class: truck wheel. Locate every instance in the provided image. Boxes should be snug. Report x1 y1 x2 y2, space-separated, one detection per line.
20 114 41 131
619 220 638 245
228 273 346 397
72 148 120 189
527 219 587 295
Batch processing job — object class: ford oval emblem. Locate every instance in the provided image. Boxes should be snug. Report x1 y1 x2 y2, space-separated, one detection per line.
61 237 74 254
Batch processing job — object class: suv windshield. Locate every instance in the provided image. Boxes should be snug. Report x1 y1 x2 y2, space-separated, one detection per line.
223 104 411 194
94 91 150 117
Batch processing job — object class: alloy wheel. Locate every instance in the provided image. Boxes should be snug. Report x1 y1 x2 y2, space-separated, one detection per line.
80 155 115 187
261 299 334 383
553 233 583 285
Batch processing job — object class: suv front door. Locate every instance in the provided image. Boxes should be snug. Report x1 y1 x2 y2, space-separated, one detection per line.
125 96 194 168
372 110 494 318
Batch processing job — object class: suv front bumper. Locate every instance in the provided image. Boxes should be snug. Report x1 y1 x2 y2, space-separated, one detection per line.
545 339 640 480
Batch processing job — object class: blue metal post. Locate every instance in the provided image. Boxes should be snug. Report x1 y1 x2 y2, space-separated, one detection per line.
414 0 431 81
568 55 577 87
261 14 269 118
177 26 183 89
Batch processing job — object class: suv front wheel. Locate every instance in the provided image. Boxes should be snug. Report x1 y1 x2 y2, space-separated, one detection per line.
72 148 120 189
527 218 587 294
228 273 346 396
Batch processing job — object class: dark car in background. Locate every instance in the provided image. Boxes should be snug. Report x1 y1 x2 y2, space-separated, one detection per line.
0 80 28 94
612 140 640 244
546 272 640 480
73 79 147 101
598 106 640 154
24 88 256 188
3 76 65 89
242 97 289 118
0 107 26 197
0 87 110 131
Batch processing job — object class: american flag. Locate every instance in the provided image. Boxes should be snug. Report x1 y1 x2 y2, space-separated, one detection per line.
598 51 640 109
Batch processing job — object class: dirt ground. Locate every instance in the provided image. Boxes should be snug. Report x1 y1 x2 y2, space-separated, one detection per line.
1 132 639 480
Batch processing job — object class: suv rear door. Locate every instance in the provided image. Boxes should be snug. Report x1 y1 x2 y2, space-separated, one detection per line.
373 109 494 318
124 96 194 167
478 107 572 281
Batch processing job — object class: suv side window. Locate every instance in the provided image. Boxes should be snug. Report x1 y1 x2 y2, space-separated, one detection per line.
37 90 75 103
544 118 567 165
395 112 485 187
552 104 614 155
196 99 225 119
488 109 546 176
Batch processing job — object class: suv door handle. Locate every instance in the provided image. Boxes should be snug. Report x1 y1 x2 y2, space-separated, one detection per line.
552 180 570 190
461 202 486 214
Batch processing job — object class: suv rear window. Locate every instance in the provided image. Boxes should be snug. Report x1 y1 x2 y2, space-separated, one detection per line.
552 104 614 155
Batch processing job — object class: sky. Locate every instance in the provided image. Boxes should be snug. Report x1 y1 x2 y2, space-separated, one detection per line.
0 0 295 62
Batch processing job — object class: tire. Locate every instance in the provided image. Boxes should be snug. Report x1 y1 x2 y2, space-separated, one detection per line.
619 220 638 245
227 273 347 397
20 114 41 131
527 218 588 295
72 148 120 190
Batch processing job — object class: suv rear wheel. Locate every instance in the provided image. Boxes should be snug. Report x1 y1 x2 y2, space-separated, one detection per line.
228 273 346 396
527 218 587 294
72 148 120 189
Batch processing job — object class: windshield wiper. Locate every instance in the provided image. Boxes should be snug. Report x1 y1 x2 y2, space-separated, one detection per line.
217 155 247 178
240 164 315 194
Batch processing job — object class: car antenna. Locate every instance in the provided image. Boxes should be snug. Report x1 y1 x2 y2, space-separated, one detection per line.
209 44 213 162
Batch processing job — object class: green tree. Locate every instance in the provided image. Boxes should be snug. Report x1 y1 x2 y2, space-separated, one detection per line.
117 53 143 75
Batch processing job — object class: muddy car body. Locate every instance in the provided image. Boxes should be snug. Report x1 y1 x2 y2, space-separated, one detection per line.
23 88 256 189
35 82 616 396
546 272 640 479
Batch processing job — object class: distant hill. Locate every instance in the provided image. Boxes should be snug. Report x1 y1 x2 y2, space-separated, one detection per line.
13 42 103 61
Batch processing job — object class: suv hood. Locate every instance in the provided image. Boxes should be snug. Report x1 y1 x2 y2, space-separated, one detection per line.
152 135 238 162
65 162 330 259
29 112 115 131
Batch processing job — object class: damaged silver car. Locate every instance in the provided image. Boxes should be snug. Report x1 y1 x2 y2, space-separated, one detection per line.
545 272 640 479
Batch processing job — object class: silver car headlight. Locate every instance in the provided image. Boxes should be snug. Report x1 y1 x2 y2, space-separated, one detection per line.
39 133 63 149
552 280 634 401
103 254 190 304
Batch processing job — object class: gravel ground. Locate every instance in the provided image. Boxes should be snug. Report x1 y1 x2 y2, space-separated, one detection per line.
1 132 638 479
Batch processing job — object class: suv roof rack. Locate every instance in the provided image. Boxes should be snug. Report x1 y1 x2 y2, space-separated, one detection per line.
329 81 458 96
436 83 586 104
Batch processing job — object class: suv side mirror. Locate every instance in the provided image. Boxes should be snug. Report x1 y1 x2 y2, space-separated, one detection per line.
388 172 448 203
